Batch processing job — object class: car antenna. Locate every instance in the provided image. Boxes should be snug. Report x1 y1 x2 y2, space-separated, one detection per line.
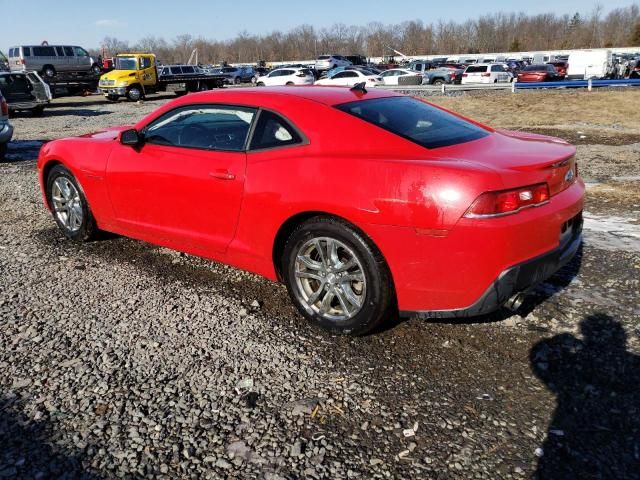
350 82 367 94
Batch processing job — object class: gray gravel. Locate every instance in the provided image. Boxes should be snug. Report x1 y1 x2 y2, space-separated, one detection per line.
0 93 639 479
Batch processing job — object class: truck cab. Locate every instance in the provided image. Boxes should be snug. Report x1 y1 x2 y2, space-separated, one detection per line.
99 53 157 101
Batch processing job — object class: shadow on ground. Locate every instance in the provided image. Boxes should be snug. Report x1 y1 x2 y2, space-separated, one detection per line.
530 313 640 479
0 396 100 479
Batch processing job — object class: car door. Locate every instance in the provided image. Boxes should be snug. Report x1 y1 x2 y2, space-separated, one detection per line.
106 104 257 253
26 72 51 100
330 71 359 86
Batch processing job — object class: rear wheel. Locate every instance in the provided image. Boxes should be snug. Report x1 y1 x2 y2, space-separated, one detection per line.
42 65 56 79
432 78 444 86
286 81 294 86
257 82 265 87
91 64 102 75
282 216 395 335
234 77 241 85
46 165 98 242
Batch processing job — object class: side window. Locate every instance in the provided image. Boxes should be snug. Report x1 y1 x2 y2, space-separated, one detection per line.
182 66 194 74
33 46 56 56
250 110 302 150
55 46 65 56
161 67 169 76
74 47 88 57
64 46 74 56
144 105 256 151
334 71 358 78
23 48 31 57
269 70 282 77
170 66 182 75
140 57 152 69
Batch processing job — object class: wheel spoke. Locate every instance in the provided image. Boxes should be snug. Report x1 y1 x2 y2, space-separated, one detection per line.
342 284 363 308
341 272 364 283
334 288 352 317
314 239 328 267
319 290 335 314
335 257 357 273
297 255 323 271
295 271 323 281
307 284 325 305
328 239 339 267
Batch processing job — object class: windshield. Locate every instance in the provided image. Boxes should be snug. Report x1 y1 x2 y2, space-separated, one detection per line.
336 97 489 149
116 57 138 70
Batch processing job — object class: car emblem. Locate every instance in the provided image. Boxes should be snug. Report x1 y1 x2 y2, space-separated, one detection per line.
565 169 575 182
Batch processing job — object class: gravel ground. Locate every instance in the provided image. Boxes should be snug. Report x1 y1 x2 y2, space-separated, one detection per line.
1 91 639 479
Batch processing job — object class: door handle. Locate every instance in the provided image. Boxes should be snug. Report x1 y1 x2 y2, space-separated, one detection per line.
209 171 235 180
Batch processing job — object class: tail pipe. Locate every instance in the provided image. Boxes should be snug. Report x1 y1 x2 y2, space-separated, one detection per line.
503 292 527 312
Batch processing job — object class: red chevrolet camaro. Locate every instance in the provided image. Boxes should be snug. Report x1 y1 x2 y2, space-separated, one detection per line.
37 86 584 335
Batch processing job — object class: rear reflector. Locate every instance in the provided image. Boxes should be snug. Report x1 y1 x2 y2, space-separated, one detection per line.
464 183 550 218
0 98 8 116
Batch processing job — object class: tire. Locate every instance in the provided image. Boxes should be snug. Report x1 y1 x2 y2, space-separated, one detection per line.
46 165 98 242
126 86 143 101
91 64 102 75
256 82 265 87
234 77 241 85
282 216 395 335
286 81 294 86
0 143 7 162
42 65 56 79
31 106 45 117
198 83 209 91
432 79 444 86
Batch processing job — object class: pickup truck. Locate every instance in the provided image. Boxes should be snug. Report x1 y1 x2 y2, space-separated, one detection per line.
99 53 226 101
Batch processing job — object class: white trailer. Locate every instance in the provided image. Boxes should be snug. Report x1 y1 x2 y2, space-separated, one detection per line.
567 50 613 80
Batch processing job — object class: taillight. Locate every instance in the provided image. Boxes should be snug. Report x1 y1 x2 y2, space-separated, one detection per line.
464 183 550 218
1 98 8 116
481 73 491 77
462 73 468 77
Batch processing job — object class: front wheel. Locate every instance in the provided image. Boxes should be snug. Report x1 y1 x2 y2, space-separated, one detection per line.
32 106 45 117
256 82 265 87
432 79 444 86
91 64 102 75
126 86 143 101
46 165 98 242
42 65 56 79
282 216 395 335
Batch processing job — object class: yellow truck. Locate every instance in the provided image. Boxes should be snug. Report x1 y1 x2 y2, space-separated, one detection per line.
98 53 225 101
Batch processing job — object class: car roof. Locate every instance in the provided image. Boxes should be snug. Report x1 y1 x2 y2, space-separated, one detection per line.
176 86 400 107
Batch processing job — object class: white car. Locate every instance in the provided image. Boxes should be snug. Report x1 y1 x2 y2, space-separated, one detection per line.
461 63 512 84
314 69 383 87
255 68 315 87
314 54 351 72
379 68 423 85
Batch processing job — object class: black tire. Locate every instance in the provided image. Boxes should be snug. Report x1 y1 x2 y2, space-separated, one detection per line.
234 77 241 85
282 216 395 336
286 81 294 86
31 106 45 117
126 85 143 101
0 143 7 162
198 83 210 91
42 65 56 79
91 64 102 75
46 165 98 242
432 78 444 86
256 82 265 87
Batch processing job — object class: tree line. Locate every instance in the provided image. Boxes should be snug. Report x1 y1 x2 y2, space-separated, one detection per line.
97 4 640 64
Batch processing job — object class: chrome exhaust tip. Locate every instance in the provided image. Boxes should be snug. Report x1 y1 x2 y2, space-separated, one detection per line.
504 292 526 312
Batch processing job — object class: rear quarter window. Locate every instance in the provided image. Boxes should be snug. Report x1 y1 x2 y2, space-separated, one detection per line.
336 96 489 149
465 65 487 73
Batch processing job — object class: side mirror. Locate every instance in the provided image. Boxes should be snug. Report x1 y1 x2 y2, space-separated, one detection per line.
120 129 142 146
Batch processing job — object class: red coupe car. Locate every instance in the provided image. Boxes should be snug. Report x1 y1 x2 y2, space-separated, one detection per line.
37 86 584 335
517 64 563 83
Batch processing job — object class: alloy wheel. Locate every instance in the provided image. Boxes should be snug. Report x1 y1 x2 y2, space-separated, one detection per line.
51 177 83 232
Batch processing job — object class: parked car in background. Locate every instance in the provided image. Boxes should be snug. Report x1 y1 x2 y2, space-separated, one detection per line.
407 60 434 75
159 65 206 78
344 55 368 66
461 63 512 84
0 91 13 160
314 69 383 87
379 68 423 85
0 71 51 116
251 67 270 83
255 68 315 86
8 45 102 78
220 66 255 85
37 87 584 335
517 64 563 83
424 67 464 85
315 55 351 72
547 61 568 78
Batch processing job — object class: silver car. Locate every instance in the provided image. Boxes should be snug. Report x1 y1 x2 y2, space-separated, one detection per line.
0 91 14 160
8 45 102 78
0 71 52 116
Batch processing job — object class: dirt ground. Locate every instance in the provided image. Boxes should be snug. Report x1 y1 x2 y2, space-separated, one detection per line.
0 88 639 479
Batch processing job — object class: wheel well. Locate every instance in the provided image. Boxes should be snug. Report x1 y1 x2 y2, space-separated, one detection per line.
42 160 63 207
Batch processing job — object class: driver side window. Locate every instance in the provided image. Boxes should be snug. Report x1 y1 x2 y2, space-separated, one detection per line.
143 105 257 151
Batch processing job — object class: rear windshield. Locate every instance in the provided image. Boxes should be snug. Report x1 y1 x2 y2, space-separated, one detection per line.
465 65 487 73
318 56 330 60
524 65 548 71
336 97 489 149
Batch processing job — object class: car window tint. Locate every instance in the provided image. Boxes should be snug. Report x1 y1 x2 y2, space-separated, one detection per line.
182 66 194 74
465 65 487 73
334 71 357 78
144 105 257 151
64 46 74 56
250 111 302 150
170 67 182 75
140 57 152 69
336 97 489 149
74 47 88 57
491 65 503 72
55 46 65 56
33 46 55 56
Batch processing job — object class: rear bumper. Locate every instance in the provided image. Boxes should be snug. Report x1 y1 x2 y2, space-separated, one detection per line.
401 216 582 319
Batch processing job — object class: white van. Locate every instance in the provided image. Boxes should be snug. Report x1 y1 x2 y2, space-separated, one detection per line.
567 50 613 80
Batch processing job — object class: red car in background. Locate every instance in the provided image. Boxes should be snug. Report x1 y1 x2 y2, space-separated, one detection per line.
547 61 568 78
517 64 563 82
37 86 584 335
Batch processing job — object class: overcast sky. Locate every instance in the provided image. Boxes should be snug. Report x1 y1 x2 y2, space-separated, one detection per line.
2 0 635 51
